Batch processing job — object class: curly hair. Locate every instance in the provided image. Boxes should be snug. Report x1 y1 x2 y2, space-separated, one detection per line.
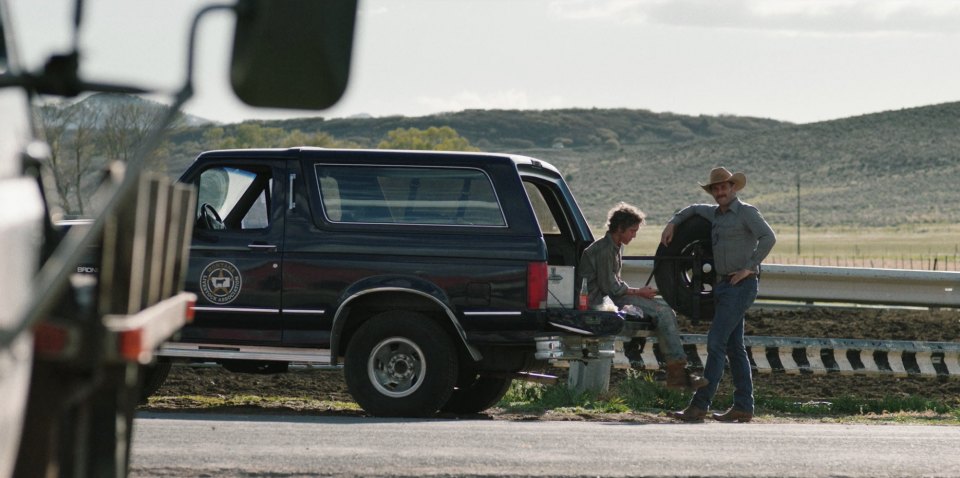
606 202 646 233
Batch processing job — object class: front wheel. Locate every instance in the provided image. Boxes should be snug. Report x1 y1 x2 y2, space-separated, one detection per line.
138 360 172 403
344 312 458 417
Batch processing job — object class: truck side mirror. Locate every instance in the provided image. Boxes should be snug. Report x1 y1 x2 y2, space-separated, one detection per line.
230 0 357 110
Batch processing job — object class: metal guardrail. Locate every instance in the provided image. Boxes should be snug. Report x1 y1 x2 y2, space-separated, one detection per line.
624 335 960 378
623 259 960 308
551 261 960 392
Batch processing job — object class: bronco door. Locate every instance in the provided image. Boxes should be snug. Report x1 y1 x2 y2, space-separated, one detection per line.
181 160 286 344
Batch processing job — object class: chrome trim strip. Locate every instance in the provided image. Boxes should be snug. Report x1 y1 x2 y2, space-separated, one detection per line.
283 309 326 315
159 342 334 364
462 311 523 316
193 306 280 314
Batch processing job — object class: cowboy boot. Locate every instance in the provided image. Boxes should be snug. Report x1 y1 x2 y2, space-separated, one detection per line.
668 404 708 422
712 407 754 423
664 360 709 391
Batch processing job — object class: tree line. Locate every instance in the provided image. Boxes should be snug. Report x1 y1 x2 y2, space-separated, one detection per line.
42 93 960 229
36 95 179 215
38 95 478 215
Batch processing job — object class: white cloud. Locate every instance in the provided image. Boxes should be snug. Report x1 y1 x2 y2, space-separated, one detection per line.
417 90 565 113
549 0 960 35
549 0 654 20
358 4 389 16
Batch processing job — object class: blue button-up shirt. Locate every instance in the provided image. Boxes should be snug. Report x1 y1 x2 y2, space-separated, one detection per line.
668 197 776 277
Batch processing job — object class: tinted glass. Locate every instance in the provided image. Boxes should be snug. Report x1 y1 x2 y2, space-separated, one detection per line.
197 166 271 230
523 181 561 234
315 165 505 226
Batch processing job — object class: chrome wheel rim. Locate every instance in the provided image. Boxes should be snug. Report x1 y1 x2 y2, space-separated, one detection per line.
367 336 425 398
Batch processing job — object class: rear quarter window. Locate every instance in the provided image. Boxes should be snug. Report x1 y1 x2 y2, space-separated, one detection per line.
523 181 562 235
314 164 506 227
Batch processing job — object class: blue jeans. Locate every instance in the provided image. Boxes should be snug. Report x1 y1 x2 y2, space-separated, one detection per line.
612 295 686 363
689 276 758 413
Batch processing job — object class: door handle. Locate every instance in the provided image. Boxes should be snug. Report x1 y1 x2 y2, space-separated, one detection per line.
248 243 278 251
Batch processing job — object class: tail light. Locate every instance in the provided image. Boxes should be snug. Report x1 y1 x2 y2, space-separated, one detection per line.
186 298 196 323
527 261 548 309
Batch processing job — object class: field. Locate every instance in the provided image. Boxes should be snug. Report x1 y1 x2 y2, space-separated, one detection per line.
624 224 960 271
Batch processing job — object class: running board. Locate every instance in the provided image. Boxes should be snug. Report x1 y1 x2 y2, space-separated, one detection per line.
158 342 333 364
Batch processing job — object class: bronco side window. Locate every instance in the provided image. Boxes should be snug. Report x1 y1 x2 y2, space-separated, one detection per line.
523 182 561 235
315 164 506 226
196 166 272 230
522 178 577 265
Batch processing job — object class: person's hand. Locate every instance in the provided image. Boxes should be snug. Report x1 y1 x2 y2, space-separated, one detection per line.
728 269 753 285
660 223 675 246
636 286 658 299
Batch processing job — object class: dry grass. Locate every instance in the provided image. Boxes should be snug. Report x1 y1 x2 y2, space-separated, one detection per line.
622 223 960 271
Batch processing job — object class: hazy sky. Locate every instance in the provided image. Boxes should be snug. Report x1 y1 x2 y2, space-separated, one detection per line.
8 0 960 124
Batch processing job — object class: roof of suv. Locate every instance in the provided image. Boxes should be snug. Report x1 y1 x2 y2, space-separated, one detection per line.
195 147 563 175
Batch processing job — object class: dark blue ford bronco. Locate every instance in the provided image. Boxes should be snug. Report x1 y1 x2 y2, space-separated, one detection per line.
152 147 651 417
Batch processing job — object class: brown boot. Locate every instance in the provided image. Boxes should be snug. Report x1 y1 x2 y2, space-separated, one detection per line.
668 404 707 422
712 407 754 423
664 361 709 391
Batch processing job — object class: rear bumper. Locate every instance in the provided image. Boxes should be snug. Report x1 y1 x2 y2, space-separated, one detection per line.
103 291 196 364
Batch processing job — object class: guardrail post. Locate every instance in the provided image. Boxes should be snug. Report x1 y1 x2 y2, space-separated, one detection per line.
567 358 612 394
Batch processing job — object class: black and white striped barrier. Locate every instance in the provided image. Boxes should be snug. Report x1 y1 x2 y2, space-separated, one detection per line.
624 334 960 378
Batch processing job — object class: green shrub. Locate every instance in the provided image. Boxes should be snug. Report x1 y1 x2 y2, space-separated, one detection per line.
615 369 689 411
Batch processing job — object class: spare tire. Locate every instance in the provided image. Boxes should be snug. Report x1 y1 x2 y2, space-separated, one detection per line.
654 215 715 322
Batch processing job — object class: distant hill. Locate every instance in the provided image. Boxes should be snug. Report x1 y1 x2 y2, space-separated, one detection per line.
77 93 212 128
164 103 960 230
265 108 787 150
556 102 960 230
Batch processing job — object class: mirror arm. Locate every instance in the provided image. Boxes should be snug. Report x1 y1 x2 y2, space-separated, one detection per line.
180 3 236 110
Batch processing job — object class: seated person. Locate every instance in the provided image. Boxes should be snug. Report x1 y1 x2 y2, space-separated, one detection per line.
579 202 707 391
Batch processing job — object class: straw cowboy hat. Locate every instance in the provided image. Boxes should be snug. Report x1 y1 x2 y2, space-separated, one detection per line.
699 167 746 193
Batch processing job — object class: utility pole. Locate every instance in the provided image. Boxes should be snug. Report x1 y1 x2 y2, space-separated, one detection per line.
796 172 801 255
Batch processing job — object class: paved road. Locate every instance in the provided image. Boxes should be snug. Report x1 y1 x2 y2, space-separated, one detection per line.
130 412 960 477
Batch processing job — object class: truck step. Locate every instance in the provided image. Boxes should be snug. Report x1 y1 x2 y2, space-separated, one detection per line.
158 342 333 364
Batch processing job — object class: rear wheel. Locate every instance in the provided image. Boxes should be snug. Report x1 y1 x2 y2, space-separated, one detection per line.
655 215 715 322
440 372 513 414
344 311 458 417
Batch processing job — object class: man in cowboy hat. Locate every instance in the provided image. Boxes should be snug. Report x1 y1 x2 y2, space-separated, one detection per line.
580 202 708 391
660 167 776 423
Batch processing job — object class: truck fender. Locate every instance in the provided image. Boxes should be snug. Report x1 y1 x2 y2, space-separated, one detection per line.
329 277 482 365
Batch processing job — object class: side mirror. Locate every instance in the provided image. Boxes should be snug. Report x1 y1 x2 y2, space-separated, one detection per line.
230 0 357 110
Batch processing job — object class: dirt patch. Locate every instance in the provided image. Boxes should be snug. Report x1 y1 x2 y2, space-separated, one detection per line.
145 306 960 415
735 307 960 342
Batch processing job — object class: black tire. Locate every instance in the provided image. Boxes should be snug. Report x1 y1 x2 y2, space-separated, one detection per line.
139 360 173 403
440 373 513 414
344 311 458 417
655 215 715 322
